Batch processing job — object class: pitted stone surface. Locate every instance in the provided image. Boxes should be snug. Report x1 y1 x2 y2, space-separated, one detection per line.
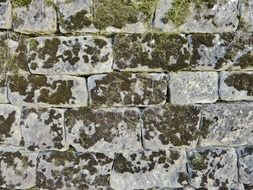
36 150 113 190
88 73 168 107
12 0 57 34
20 107 67 151
8 75 88 107
0 1 11 29
220 72 253 101
142 105 201 150
0 76 8 103
153 0 239 33
111 149 189 189
200 103 253 147
113 33 190 72
188 148 238 189
65 107 141 153
0 146 38 189
169 72 219 105
237 146 253 189
28 36 113 75
240 0 253 32
0 104 21 146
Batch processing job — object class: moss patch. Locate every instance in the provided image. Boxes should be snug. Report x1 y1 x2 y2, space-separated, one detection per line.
12 0 32 7
236 51 253 69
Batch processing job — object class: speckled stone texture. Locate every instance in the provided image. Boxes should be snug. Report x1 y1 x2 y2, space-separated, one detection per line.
0 0 253 189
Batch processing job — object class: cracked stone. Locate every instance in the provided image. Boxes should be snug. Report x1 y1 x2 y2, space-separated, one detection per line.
8 74 88 107
0 0 11 29
65 107 141 154
20 107 67 151
88 72 168 107
142 105 201 150
28 36 113 75
169 72 219 105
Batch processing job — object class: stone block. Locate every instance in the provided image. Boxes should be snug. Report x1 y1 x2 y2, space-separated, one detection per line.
0 0 11 29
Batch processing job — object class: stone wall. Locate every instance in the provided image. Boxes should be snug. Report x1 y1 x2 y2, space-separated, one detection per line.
0 0 253 189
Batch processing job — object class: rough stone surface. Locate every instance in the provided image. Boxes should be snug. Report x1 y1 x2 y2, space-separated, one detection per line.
169 72 219 105
20 107 67 151
88 73 168 107
0 76 8 103
111 149 188 190
0 146 38 189
0 104 21 146
12 0 57 34
65 107 141 154
153 0 239 33
8 75 88 107
142 105 201 150
188 148 238 189
0 1 11 29
200 103 253 147
240 0 253 32
36 150 113 190
220 72 253 101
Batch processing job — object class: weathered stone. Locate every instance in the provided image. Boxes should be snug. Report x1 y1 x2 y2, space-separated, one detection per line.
28 36 113 75
199 103 253 147
65 107 141 154
153 0 239 33
0 76 8 103
12 0 57 34
0 146 38 189
169 72 219 104
220 72 253 101
0 0 11 29
111 149 188 189
8 74 88 107
0 104 21 146
36 150 113 190
142 105 201 150
237 146 253 189
20 107 67 151
88 73 168 107
240 0 253 32
188 148 238 189
113 33 190 72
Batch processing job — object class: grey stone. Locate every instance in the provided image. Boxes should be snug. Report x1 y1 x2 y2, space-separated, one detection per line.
169 72 219 105
153 0 239 33
0 104 21 146
36 150 113 190
142 105 201 150
0 146 38 189
8 74 88 107
240 0 253 32
20 107 67 151
65 107 141 154
88 73 168 107
12 0 57 34
0 76 8 103
110 149 188 190
28 36 113 75
0 0 11 29
199 103 253 147
188 147 238 189
219 72 253 101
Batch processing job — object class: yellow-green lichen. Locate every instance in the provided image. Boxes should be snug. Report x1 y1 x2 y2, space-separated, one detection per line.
29 38 39 50
12 0 32 7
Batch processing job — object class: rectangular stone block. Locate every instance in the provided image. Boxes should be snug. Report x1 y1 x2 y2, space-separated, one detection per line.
169 72 219 105
8 75 88 107
200 103 253 147
36 150 113 190
65 107 141 154
113 33 190 72
12 0 57 34
220 72 253 101
0 146 38 189
0 76 8 103
20 107 67 151
110 149 189 189
0 0 11 29
153 0 239 33
142 105 201 150
28 36 113 75
0 104 21 146
88 73 168 107
188 148 238 189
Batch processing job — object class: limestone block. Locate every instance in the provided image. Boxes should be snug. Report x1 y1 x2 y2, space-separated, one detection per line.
28 36 113 75
0 0 11 29
240 0 253 32
0 76 8 103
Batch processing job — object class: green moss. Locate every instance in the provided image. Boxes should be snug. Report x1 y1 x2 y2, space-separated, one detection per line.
12 0 32 7
190 152 208 171
64 0 74 3
236 51 253 69
29 38 39 50
44 0 54 6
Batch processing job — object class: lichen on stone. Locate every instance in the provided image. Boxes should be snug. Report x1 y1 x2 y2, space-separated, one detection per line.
12 0 32 7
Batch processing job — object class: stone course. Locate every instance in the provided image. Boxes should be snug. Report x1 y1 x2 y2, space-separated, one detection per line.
0 0 252 189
